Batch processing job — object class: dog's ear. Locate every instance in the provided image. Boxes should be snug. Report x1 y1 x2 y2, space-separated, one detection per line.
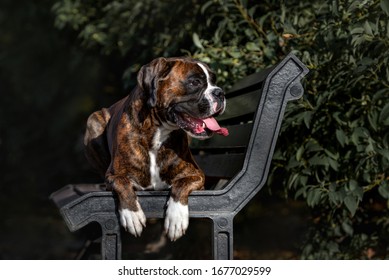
137 57 174 108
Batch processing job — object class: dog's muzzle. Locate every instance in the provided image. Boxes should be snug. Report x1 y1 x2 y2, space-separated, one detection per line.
168 101 228 140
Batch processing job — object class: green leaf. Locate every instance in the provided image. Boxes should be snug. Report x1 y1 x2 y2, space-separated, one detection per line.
341 221 354 236
348 179 359 191
378 180 389 199
379 103 389 125
336 129 346 147
248 5 259 18
287 156 301 169
350 27 364 35
333 112 347 125
295 185 308 199
324 149 339 160
245 42 260 51
328 158 339 171
296 145 304 161
307 187 322 207
201 0 214 14
354 186 364 201
303 111 313 128
299 175 308 186
287 173 299 189
377 149 389 161
363 21 373 36
368 110 379 131
380 0 389 16
344 195 358 216
305 139 323 152
308 154 328 167
192 33 204 50
350 127 369 145
328 187 343 206
387 20 389 39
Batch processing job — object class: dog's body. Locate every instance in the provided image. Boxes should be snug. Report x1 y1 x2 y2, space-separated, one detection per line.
84 57 227 241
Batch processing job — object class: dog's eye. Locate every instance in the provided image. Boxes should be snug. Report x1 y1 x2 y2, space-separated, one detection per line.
189 79 202 87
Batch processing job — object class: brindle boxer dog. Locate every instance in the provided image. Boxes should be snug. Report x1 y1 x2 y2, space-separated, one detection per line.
84 57 228 241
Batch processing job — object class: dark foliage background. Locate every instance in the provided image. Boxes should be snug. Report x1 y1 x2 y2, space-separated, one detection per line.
0 0 106 258
0 0 388 259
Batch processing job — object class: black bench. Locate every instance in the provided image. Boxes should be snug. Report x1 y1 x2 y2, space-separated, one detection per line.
50 53 308 260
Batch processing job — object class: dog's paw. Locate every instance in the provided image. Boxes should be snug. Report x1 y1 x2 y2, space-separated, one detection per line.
119 202 146 237
164 197 189 241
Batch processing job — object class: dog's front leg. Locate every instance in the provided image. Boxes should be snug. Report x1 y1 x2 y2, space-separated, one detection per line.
164 170 205 241
106 174 146 237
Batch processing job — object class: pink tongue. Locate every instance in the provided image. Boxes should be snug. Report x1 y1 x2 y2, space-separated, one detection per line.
203 117 229 136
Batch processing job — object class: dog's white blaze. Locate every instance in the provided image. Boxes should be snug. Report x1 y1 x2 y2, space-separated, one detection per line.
197 62 223 115
119 201 146 237
164 197 189 241
197 62 215 87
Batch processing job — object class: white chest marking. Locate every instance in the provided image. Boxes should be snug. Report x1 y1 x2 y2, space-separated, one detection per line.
151 127 170 150
148 127 171 190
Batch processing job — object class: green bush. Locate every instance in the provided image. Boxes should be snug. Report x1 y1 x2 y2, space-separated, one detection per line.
53 0 389 259
195 0 389 259
52 0 206 85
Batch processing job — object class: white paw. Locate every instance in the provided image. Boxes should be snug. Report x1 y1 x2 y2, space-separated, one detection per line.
119 201 146 237
164 197 189 241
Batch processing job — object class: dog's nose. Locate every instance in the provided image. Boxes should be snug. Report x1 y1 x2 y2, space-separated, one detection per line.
212 88 224 98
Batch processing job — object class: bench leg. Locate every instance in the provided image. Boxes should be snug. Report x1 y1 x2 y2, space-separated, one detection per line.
100 216 122 260
211 215 234 260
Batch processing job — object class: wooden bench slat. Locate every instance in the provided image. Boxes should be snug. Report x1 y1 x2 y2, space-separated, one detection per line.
217 89 262 123
226 67 274 94
194 153 245 178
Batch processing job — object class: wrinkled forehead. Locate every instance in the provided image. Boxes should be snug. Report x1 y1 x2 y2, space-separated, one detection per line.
170 59 216 83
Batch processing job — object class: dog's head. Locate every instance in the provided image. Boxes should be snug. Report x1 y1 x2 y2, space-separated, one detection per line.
137 57 227 139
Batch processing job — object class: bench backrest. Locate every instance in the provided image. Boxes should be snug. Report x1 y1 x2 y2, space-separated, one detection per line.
190 67 274 185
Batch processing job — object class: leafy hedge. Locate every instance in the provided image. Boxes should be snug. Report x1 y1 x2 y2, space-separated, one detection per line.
52 0 208 87
53 0 389 259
